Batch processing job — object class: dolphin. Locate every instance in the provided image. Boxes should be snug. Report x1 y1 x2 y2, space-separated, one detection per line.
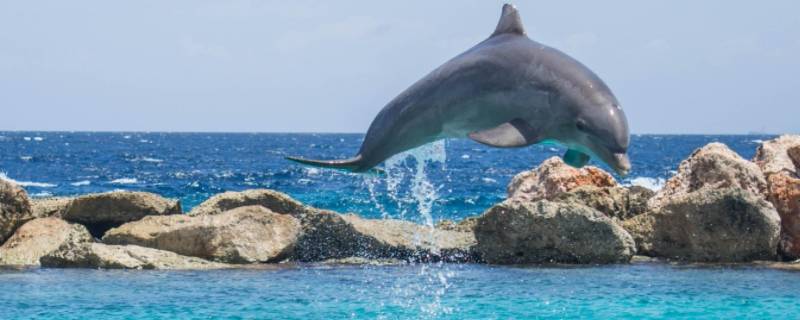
288 4 631 175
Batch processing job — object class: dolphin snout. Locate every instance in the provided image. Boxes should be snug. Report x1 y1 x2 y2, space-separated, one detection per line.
611 153 631 177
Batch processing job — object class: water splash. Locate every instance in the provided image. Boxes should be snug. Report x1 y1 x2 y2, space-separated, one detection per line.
361 140 455 317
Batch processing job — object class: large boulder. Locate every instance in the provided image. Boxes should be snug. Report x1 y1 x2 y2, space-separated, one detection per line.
753 135 800 258
0 178 33 244
623 188 780 262
103 206 301 263
40 243 229 270
648 143 767 209
61 191 181 237
0 218 92 266
294 211 476 262
473 200 635 264
553 185 654 220
189 189 310 216
753 135 800 176
507 157 617 202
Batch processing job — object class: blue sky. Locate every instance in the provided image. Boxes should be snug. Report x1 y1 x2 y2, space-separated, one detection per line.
1 1 798 134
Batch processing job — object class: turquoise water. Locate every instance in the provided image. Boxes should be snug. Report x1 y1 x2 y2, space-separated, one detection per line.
1 263 799 319
1 132 792 318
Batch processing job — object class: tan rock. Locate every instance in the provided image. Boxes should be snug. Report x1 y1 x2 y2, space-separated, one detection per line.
0 178 33 243
507 157 617 202
435 216 479 233
474 200 635 264
295 211 476 262
61 191 181 237
189 189 310 216
553 185 653 220
0 218 92 266
103 206 301 263
40 243 229 270
648 143 767 209
753 135 800 176
624 188 780 262
31 197 72 217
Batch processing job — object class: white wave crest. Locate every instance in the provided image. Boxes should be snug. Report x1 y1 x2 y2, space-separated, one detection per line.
628 176 665 191
70 180 91 186
19 156 32 161
0 173 57 188
110 178 139 184
30 191 53 198
131 157 163 163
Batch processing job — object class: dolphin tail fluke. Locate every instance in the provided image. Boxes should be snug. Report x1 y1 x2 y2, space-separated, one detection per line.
285 155 384 175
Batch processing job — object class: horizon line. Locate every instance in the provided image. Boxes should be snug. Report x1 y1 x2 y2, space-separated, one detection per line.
0 129 794 136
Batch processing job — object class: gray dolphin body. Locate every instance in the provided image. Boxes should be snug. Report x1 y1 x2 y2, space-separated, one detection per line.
288 4 631 175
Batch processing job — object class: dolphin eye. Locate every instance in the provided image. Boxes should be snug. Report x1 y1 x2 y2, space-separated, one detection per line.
576 119 588 132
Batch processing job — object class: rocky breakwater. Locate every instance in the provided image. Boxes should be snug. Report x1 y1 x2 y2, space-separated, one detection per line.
753 135 800 259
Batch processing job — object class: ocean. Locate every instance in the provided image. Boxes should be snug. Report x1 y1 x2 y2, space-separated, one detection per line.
2 132 798 319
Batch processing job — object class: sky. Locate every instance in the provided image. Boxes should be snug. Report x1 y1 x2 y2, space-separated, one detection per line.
1 1 798 134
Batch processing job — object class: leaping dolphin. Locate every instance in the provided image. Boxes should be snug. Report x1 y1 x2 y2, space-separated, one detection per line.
288 4 631 176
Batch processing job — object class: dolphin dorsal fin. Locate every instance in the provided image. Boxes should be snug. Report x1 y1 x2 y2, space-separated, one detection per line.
491 4 526 37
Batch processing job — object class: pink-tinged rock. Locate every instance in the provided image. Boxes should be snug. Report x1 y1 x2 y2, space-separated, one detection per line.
507 157 617 201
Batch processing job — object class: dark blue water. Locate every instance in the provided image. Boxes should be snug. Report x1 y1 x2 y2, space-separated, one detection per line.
1 263 799 319
0 132 773 223
2 132 797 319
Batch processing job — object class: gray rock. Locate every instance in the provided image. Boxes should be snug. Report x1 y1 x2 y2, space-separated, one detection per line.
189 189 310 216
103 206 301 263
0 178 33 244
0 217 92 266
435 216 479 233
649 143 767 209
553 185 654 220
294 211 477 262
41 243 230 270
474 200 636 264
623 188 780 262
61 191 181 237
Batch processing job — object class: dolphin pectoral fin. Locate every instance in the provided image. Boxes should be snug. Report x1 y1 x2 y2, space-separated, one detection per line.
563 149 591 168
468 119 540 148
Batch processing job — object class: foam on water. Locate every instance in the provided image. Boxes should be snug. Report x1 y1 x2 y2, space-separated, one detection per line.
70 180 91 186
110 178 139 185
627 176 666 191
0 173 57 188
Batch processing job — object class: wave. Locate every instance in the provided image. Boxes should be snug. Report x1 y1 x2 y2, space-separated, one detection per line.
110 178 139 184
130 157 164 163
627 176 665 191
70 180 91 186
30 191 53 198
19 156 32 161
0 173 57 188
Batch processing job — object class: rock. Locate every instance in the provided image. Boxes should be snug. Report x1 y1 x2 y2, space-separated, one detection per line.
765 174 800 259
0 218 92 266
553 185 654 220
623 188 780 262
753 135 800 176
319 257 405 266
294 211 477 262
30 197 72 217
435 216 479 233
507 157 617 201
473 200 635 264
103 206 301 263
649 143 767 209
0 178 33 244
40 243 229 270
189 189 310 216
753 136 800 259
61 191 181 237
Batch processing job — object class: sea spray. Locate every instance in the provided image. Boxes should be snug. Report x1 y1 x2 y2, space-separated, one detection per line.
361 140 455 317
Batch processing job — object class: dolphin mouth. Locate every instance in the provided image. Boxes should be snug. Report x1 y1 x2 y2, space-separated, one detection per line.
610 153 631 177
